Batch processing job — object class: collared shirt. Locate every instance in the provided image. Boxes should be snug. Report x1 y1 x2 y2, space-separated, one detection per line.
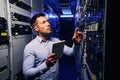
23 36 80 80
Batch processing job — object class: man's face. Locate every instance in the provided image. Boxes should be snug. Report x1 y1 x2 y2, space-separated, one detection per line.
34 16 52 35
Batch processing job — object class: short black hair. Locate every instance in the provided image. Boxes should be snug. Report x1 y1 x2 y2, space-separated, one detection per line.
30 13 46 28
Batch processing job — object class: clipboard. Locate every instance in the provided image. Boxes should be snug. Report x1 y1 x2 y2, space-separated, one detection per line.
52 40 65 58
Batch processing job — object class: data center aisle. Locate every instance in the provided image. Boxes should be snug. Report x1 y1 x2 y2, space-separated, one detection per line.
58 18 81 80
58 55 79 80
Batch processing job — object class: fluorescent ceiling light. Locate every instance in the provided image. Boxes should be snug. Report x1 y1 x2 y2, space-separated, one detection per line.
60 15 74 18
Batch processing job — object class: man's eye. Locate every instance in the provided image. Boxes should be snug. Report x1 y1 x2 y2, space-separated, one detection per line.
41 21 45 24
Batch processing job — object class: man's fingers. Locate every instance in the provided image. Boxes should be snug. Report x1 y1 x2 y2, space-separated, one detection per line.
47 53 57 58
74 27 79 34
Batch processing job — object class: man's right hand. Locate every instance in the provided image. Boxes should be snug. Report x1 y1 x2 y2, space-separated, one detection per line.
46 53 58 68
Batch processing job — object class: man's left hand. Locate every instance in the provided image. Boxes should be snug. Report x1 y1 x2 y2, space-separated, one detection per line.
72 27 83 45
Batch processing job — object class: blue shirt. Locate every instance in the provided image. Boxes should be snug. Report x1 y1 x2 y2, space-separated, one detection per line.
23 36 80 80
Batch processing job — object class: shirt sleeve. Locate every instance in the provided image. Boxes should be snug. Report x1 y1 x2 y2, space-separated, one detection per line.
23 47 49 78
63 44 80 56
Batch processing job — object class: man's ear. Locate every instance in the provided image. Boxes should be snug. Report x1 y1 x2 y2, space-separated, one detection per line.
34 26 39 31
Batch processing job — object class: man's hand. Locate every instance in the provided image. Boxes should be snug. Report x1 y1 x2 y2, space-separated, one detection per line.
72 27 83 45
46 53 58 68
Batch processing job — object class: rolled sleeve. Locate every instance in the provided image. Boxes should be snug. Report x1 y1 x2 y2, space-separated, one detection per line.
63 44 80 56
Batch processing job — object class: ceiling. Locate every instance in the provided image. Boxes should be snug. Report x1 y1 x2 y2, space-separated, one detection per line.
43 0 77 16
43 0 105 24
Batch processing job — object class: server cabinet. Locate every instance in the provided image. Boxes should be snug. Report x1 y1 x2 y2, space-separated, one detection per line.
7 0 32 80
75 0 105 80
0 0 10 80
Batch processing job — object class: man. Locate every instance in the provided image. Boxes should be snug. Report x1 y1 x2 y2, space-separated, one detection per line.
23 13 83 80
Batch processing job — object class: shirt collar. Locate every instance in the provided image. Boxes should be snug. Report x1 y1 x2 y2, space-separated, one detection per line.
36 36 51 43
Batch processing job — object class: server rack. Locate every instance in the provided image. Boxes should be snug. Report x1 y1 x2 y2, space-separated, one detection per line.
6 0 32 80
75 0 105 80
0 0 10 80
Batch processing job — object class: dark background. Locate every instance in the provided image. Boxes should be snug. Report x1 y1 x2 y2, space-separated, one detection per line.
105 0 119 80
